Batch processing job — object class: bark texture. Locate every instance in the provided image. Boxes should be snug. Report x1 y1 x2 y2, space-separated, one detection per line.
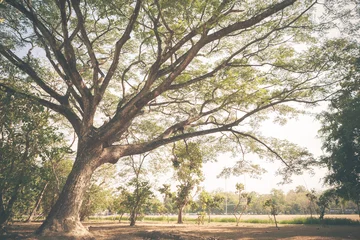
36 145 102 238
177 206 184 224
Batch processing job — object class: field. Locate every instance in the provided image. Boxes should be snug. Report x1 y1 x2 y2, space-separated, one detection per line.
2 215 360 240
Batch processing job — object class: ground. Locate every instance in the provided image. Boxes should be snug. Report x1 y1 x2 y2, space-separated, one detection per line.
1 215 360 240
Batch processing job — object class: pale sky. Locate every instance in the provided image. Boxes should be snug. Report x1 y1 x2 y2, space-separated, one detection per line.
201 111 329 194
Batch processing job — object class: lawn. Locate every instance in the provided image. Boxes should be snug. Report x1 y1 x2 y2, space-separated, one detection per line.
2 215 359 240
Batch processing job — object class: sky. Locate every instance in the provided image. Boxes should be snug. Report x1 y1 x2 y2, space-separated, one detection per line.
201 110 329 195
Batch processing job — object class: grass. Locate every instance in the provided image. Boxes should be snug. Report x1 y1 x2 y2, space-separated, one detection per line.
279 217 360 225
87 215 359 226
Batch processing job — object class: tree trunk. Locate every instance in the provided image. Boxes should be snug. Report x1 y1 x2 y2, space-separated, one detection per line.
177 206 184 224
118 213 124 222
273 214 278 229
0 175 24 226
129 210 136 226
36 146 102 238
26 182 48 223
0 210 11 227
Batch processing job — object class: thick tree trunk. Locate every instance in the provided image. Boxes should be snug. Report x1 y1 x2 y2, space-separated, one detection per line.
177 206 184 224
129 210 136 226
36 146 102 238
26 182 48 223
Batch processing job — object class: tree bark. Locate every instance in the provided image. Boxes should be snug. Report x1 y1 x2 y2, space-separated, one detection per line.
273 214 278 228
177 206 184 224
0 174 24 226
129 210 136 226
118 213 124 222
26 182 48 223
36 145 102 238
0 210 10 227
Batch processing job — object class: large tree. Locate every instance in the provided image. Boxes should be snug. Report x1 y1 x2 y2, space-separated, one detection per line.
319 51 360 216
0 0 344 237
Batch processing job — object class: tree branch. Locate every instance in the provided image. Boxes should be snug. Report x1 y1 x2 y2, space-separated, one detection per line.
0 83 81 135
98 0 142 104
0 45 66 105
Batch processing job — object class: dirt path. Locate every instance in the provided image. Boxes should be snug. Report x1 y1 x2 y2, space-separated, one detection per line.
2 221 360 240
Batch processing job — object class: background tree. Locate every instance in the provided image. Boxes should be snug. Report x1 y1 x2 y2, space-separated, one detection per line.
0 92 68 226
119 154 155 226
284 186 309 215
158 184 174 223
172 141 204 224
79 164 116 221
40 159 73 217
305 189 317 218
317 188 338 220
264 189 285 228
0 0 348 236
232 183 252 226
110 194 127 223
112 188 132 223
198 190 224 223
319 52 360 217
264 198 280 228
124 178 153 226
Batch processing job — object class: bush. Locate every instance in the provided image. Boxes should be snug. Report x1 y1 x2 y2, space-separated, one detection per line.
279 217 360 225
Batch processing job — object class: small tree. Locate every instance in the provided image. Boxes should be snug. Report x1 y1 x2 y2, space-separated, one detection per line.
172 142 204 224
305 189 317 218
117 154 154 226
264 199 280 229
158 184 174 223
317 189 338 220
110 193 129 223
199 191 224 223
233 183 252 226
126 178 153 226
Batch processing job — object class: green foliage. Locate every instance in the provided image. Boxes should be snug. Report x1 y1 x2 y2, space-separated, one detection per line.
317 189 339 220
264 189 286 228
319 48 360 211
198 190 224 223
172 141 204 223
232 183 253 226
122 178 154 225
279 217 360 226
0 92 69 224
1 0 359 234
80 185 113 221
40 159 73 216
158 184 175 218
